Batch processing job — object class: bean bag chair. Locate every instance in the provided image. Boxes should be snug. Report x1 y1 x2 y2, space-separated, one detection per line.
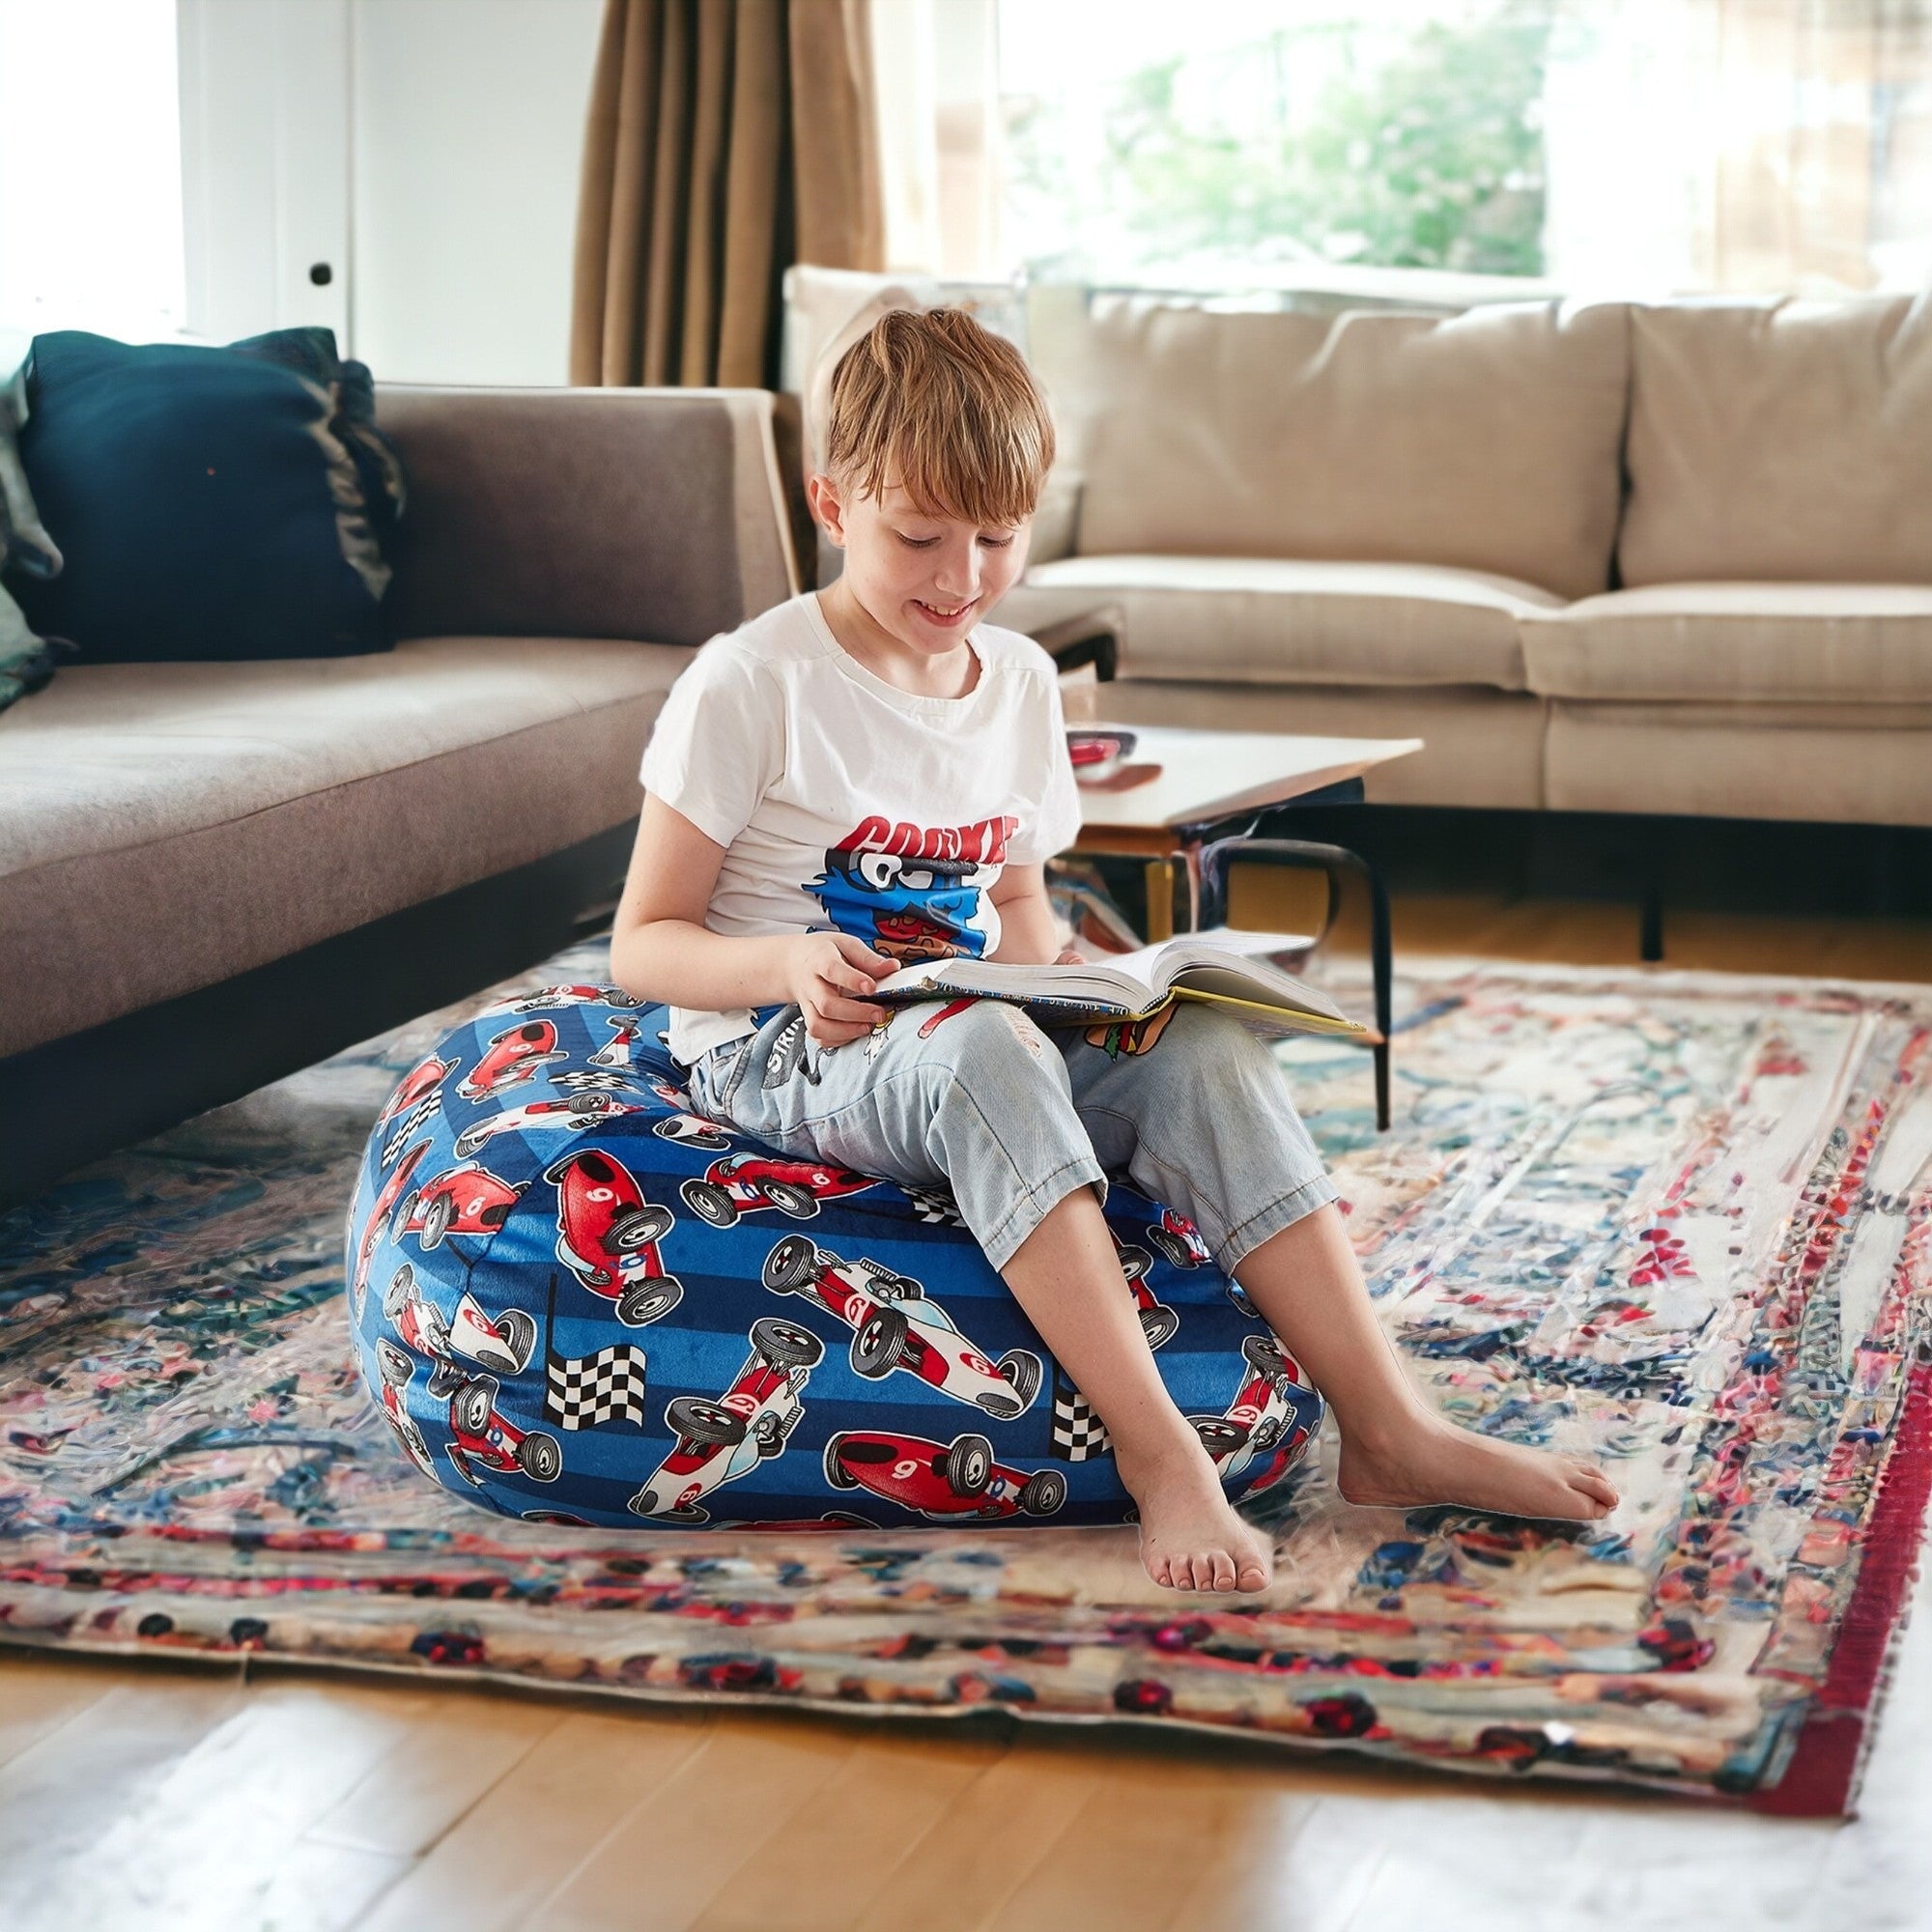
345 984 1326 1530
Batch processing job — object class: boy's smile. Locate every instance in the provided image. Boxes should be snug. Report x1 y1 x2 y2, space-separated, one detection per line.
806 473 1031 698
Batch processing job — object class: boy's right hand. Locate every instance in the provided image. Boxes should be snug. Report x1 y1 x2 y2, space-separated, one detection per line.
786 931 895 1046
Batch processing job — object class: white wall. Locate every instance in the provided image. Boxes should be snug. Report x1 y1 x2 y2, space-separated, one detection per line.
350 0 602 385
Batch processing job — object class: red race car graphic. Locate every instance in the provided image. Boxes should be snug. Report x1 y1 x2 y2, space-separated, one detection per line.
352 1137 432 1319
473 982 642 1019
384 1263 537 1391
1110 1232 1179 1350
823 1429 1067 1520
375 1054 456 1130
589 1014 644 1069
544 1149 684 1326
762 1235 1041 1419
680 1153 876 1228
1186 1333 1317 1498
626 1318 825 1521
372 1339 439 1479
457 1019 568 1099
397 1159 526 1250
1138 1208 1263 1320
445 1373 564 1487
1145 1208 1210 1270
452 1092 641 1159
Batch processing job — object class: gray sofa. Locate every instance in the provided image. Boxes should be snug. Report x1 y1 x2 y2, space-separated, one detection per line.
0 384 799 1205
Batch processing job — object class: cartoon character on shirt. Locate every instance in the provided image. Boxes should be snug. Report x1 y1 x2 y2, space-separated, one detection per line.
809 812 1018 965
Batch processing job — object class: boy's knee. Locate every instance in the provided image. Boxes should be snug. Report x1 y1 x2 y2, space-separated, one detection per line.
1160 1002 1267 1071
939 998 1065 1090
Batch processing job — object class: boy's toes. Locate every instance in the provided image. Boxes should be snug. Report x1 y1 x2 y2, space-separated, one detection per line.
1575 1466 1620 1507
1236 1556 1269 1593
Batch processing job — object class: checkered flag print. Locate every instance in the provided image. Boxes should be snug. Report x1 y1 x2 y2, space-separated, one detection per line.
381 1094 440 1165
544 1345 650 1430
1050 1372 1112 1462
554 1067 635 1096
903 1184 967 1227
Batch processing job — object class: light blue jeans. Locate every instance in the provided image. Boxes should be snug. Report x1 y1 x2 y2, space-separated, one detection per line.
684 997 1338 1274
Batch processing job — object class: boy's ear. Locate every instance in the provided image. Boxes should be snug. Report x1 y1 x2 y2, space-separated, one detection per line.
806 471 846 548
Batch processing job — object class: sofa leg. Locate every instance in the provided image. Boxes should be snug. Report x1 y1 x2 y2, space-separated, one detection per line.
1639 881 1664 963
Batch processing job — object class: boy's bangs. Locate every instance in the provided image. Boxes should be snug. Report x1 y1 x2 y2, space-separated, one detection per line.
862 422 1045 530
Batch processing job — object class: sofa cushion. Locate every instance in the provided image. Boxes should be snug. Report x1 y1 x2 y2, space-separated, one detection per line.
1546 700 1932 827
998 555 1559 691
0 636 691 1057
1520 582 1932 702
1619 296 1932 588
1028 295 1630 601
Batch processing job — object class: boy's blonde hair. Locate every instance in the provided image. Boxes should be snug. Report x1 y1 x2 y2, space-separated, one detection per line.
822 306 1056 529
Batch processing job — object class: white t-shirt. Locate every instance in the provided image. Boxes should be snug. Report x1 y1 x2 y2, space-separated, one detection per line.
638 589 1084 1063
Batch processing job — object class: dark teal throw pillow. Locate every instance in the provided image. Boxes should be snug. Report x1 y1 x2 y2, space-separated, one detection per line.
7 327 406 664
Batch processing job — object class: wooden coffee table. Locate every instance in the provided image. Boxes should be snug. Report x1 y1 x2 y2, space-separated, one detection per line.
1067 724 1421 937
1065 723 1422 1129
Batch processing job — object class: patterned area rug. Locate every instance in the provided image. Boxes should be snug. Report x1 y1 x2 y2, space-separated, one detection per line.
3 939 1929 1814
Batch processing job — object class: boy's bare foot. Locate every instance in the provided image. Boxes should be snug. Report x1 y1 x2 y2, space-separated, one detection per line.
1116 1436 1273 1593
1337 1406 1621 1520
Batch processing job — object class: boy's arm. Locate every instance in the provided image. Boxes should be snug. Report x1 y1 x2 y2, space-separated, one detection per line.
610 795 891 1044
987 863 1082 966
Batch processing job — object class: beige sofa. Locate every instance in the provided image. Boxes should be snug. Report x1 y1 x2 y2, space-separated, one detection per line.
788 272 1932 829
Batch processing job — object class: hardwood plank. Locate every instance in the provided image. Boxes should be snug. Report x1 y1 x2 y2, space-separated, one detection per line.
306 1687 562 1856
845 1733 1100 1932
690 1727 1006 1932
536 1716 858 1932
233 1837 413 1932
25 1678 439 1932
356 1706 717 1932
990 1755 1323 1932
0 1655 119 1772
0 1671 250 1929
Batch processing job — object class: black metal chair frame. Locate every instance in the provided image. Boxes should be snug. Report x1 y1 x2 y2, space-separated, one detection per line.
1197 834 1394 1132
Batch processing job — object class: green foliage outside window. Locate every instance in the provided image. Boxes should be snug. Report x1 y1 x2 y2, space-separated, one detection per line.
1004 2 1554 282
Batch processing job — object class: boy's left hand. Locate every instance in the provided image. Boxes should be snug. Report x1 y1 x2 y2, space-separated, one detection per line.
1054 947 1085 965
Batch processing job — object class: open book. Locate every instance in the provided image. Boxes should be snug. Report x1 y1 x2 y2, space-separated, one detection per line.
869 929 1368 1040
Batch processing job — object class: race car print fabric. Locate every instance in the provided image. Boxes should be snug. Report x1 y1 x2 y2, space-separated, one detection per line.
344 987 1325 1529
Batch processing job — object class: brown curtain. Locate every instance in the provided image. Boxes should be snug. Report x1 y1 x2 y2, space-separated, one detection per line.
570 0 886 389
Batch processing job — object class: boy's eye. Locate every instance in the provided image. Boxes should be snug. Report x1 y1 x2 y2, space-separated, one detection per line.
895 532 1015 549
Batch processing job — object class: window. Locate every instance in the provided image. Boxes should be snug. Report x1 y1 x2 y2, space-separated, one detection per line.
996 0 1932 298
0 0 186 345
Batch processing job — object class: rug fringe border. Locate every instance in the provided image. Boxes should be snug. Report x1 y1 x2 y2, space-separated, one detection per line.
1747 1346 1932 1818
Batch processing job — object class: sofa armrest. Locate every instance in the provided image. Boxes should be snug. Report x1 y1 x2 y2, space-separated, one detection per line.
373 385 799 645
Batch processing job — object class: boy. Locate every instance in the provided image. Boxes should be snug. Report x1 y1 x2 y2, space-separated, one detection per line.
611 307 1619 1594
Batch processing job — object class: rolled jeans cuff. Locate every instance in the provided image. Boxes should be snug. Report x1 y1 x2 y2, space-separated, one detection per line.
1217 1171 1340 1276
975 1151 1109 1273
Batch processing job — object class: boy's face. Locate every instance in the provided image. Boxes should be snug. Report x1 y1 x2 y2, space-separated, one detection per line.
809 472 1031 658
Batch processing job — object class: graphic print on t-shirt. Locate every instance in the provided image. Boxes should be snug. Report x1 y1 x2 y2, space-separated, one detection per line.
808 812 1019 964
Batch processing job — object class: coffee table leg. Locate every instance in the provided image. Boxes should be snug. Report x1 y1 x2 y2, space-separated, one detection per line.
1144 859 1176 942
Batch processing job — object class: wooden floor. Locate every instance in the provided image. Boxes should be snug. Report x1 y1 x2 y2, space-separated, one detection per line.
6 893 1932 1932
